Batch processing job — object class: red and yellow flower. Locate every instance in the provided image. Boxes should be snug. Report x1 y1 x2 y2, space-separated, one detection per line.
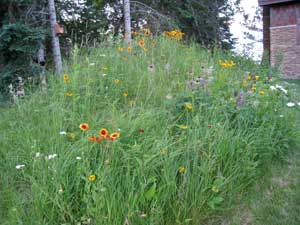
99 128 109 138
79 123 89 131
109 132 120 140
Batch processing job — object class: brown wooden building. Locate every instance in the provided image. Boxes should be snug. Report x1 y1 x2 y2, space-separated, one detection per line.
259 0 300 79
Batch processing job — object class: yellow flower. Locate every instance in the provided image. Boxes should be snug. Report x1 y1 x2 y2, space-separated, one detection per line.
212 186 219 193
138 39 145 48
114 79 121 84
247 74 252 80
63 74 70 83
259 90 265 95
127 46 132 53
143 48 148 53
88 175 96 182
255 75 260 81
65 92 73 97
123 92 128 97
118 47 123 52
144 29 151 37
179 166 186 174
252 86 257 92
184 102 193 110
180 125 188 129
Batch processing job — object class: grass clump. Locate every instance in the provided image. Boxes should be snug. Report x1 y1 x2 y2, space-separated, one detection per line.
0 36 299 225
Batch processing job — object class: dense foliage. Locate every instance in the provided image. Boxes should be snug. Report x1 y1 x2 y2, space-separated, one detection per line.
0 36 299 224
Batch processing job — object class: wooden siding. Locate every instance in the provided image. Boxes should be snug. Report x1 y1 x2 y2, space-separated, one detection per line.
258 0 295 6
270 3 299 27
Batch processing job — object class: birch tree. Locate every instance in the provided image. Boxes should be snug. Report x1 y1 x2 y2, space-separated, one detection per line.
123 0 132 43
48 0 63 74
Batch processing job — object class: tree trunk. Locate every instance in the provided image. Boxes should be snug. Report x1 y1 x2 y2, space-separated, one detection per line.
123 0 132 44
38 44 47 91
48 0 63 75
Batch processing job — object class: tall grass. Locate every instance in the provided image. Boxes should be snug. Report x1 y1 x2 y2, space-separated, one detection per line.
0 36 299 225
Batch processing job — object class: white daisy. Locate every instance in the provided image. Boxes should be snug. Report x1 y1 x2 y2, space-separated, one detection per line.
76 156 82 160
16 164 25 170
59 131 67 135
287 102 295 107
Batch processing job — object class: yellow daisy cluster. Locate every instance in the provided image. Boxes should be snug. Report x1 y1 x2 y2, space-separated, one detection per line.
163 30 185 40
219 60 235 68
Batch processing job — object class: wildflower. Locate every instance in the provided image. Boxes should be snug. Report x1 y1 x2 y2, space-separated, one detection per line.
123 92 128 97
65 92 73 97
165 94 173 100
67 133 76 139
255 75 260 81
63 74 69 80
89 63 95 66
63 74 70 83
89 136 96 142
45 154 57 160
16 164 25 170
76 156 82 160
99 128 109 138
143 48 148 53
178 166 186 174
184 102 193 110
114 79 121 84
298 102 300 106
148 64 155 73
138 39 145 47
79 123 89 131
127 46 132 53
109 132 120 140
34 152 42 158
287 102 295 107
247 74 252 80
259 90 265 95
138 129 145 133
252 86 257 92
212 186 219 193
275 85 288 94
102 66 108 71
59 131 67 135
102 73 107 77
118 47 123 52
180 125 188 129
270 85 277 90
145 29 151 37
88 175 96 182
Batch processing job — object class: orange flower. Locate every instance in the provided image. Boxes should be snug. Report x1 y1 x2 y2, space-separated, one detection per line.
99 128 109 138
138 39 145 47
89 136 96 142
110 132 120 140
145 29 151 37
79 123 89 131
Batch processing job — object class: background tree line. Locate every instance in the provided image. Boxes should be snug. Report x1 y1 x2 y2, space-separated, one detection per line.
0 0 240 100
